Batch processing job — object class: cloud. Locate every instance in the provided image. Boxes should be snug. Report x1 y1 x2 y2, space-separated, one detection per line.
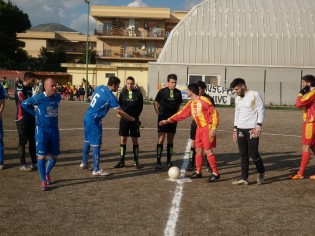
70 14 96 34
183 0 204 10
127 0 148 7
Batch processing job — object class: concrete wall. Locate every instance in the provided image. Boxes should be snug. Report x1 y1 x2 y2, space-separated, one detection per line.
148 63 315 105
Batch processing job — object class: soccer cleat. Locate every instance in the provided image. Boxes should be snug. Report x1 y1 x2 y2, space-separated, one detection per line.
114 161 125 168
309 175 315 180
289 173 304 180
20 164 31 171
92 169 110 176
190 172 202 179
46 175 52 185
232 179 248 185
207 173 220 182
257 173 265 184
79 162 92 171
166 161 173 168
40 181 47 191
30 164 38 171
0 164 4 170
134 161 140 169
155 162 162 170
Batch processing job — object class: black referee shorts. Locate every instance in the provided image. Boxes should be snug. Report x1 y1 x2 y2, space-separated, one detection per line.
119 118 140 137
158 114 177 134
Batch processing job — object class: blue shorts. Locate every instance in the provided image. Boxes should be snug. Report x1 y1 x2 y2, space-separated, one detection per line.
36 126 60 156
84 115 102 146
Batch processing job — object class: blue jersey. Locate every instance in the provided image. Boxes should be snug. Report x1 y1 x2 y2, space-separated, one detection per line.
21 92 61 128
85 85 120 123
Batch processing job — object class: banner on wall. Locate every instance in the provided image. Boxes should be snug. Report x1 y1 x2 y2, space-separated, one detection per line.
177 84 235 105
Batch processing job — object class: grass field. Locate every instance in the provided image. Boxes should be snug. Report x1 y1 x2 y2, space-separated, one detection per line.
0 100 315 236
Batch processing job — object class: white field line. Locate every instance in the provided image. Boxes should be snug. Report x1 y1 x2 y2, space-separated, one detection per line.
164 139 191 236
4 127 300 138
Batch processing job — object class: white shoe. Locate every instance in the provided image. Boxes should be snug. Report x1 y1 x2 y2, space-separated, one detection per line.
0 164 4 170
80 162 92 171
20 165 31 171
232 179 248 185
92 169 110 176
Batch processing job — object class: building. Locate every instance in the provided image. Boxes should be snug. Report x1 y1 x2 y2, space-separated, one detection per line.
17 23 97 63
61 5 187 94
148 0 315 105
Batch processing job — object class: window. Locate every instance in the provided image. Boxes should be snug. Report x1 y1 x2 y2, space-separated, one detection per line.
188 74 219 85
105 73 115 78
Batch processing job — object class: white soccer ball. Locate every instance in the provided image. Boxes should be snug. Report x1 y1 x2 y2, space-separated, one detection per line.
168 166 181 180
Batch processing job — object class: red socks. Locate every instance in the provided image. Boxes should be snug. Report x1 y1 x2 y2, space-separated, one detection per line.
207 154 219 175
298 151 310 176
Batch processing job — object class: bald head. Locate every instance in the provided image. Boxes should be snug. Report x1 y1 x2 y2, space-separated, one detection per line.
44 78 57 96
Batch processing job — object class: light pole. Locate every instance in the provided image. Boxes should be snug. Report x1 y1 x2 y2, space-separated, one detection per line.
84 0 91 101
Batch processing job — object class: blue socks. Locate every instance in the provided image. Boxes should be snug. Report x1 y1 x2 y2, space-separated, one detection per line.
37 159 46 181
82 142 90 164
92 145 101 171
46 158 56 176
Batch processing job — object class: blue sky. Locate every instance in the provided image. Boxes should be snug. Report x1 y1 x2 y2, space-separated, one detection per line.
7 0 204 34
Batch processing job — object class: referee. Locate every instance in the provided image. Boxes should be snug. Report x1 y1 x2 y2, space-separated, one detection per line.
154 74 183 169
114 76 143 169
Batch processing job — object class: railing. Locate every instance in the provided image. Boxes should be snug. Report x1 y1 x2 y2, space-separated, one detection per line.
94 28 165 38
97 50 159 59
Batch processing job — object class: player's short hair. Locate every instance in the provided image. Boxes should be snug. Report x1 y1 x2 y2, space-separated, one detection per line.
302 75 315 86
108 76 120 86
167 74 177 82
197 80 207 90
230 78 246 88
188 83 199 95
126 76 135 82
24 71 36 81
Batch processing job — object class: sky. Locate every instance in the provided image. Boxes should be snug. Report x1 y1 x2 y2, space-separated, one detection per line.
7 0 204 34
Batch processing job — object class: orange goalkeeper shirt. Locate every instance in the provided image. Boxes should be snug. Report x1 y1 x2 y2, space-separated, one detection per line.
296 89 315 123
168 96 219 129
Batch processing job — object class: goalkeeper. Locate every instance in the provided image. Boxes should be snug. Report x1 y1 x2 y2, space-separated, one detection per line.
290 74 315 180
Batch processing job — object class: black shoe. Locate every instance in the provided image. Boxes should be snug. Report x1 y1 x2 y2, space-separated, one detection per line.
166 161 173 167
134 161 140 169
155 162 162 170
190 172 202 179
207 173 220 182
114 161 125 168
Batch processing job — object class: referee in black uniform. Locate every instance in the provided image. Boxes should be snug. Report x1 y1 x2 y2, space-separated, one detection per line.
154 74 183 169
114 76 143 169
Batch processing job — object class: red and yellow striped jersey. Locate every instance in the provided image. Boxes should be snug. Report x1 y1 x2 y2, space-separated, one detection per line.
168 96 219 129
296 90 315 123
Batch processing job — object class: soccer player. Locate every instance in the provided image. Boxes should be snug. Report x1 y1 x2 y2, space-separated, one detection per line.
21 78 61 191
188 81 215 171
114 76 143 169
230 78 265 185
0 83 5 170
160 83 220 182
290 74 315 179
15 72 37 171
154 74 183 169
80 76 137 176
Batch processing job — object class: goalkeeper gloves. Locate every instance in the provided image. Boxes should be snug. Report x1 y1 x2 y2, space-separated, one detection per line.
299 86 310 95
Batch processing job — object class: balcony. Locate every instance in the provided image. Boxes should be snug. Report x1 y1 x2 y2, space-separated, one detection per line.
97 49 159 61
94 27 165 40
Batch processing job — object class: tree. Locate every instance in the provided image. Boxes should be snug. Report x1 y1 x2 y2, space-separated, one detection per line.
0 0 31 69
37 46 67 72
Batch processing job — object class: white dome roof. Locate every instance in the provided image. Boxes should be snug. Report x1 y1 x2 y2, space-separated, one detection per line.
158 0 315 67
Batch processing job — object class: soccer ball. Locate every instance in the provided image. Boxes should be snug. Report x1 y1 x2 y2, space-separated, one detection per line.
168 166 181 180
